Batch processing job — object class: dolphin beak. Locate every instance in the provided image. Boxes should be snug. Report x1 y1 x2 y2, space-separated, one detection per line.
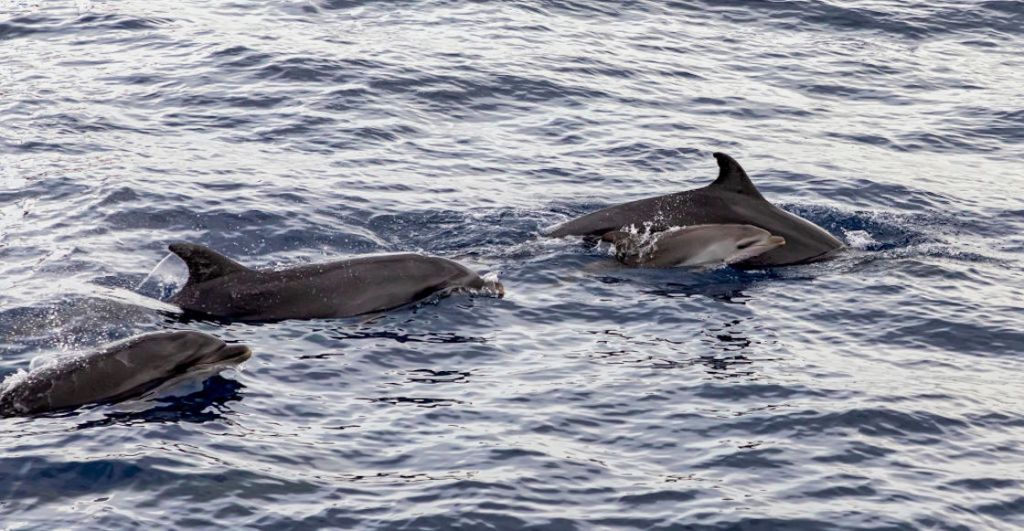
187 343 252 373
768 236 786 246
219 344 253 363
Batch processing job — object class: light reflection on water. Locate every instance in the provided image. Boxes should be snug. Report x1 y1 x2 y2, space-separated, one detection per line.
1 0 1023 528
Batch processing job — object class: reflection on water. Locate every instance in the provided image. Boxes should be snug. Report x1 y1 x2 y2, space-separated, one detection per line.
2 0 1023 528
362 396 464 408
74 375 245 430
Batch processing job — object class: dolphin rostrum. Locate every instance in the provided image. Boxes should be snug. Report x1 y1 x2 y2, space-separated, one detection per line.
603 224 786 268
544 152 843 268
166 243 504 321
0 331 251 417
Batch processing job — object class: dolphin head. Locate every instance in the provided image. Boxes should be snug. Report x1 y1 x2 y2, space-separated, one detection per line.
723 226 786 265
126 331 252 373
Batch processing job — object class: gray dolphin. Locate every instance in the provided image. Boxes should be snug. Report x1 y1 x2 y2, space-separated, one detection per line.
603 224 786 268
544 152 843 268
166 243 504 321
0 331 251 417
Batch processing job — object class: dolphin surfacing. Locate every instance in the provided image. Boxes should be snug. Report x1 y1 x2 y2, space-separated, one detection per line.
544 153 843 268
166 243 504 321
0 331 251 417
603 224 786 268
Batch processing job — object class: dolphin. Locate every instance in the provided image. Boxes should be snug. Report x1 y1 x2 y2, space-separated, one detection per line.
603 224 786 268
0 331 251 417
166 243 504 321
544 152 843 268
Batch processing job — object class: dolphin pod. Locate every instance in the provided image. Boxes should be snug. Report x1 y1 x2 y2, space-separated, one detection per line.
3 152 844 418
160 152 838 323
545 152 843 268
0 331 251 417
167 243 504 321
603 224 787 268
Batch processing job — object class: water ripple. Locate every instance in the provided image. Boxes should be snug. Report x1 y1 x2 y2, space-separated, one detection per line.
2 0 1023 528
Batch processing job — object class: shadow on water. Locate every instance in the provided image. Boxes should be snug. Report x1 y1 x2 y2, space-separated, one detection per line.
646 270 775 304
323 327 488 345
577 313 774 378
297 326 489 359
646 316 779 378
74 375 245 430
592 259 781 304
360 396 463 408
402 368 472 384
579 258 791 378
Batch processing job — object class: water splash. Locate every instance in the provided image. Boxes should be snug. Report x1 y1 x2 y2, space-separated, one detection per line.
136 252 188 300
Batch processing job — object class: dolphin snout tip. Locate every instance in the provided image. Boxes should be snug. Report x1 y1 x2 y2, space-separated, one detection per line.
221 344 252 362
769 236 786 246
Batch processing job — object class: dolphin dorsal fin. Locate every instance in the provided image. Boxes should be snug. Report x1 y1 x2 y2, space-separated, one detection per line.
168 243 248 285
709 152 764 199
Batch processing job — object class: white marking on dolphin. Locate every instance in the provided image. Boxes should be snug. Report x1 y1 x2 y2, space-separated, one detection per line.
544 152 844 268
166 243 504 321
0 331 251 417
603 224 786 268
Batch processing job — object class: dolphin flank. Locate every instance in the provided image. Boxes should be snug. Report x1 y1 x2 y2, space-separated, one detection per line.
166 243 504 321
544 152 843 268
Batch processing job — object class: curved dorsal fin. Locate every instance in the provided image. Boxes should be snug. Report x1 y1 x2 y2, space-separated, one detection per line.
168 242 248 285
709 152 764 199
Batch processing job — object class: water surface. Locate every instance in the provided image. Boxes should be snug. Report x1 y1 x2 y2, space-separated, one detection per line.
2 0 1023 528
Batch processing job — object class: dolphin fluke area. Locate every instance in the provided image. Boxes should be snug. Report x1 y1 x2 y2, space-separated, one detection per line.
0 331 251 418
544 152 843 268
166 243 503 321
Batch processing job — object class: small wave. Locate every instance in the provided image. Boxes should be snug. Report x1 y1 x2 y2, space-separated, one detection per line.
0 12 171 42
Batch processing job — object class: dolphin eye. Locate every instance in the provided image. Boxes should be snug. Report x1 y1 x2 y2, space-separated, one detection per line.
737 241 754 249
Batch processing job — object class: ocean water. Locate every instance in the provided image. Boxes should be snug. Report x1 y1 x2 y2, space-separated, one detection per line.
2 0 1023 528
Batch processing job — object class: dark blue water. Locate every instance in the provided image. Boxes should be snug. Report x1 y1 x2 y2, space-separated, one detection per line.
2 0 1023 528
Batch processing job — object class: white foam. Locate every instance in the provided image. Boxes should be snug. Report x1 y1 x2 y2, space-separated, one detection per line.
93 285 183 313
0 367 30 396
843 229 877 250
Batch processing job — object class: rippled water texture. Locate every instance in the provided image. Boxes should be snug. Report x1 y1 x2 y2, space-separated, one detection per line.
2 0 1023 528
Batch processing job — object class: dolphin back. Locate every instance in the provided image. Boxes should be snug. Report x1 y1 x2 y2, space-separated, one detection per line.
166 245 500 321
543 153 843 267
